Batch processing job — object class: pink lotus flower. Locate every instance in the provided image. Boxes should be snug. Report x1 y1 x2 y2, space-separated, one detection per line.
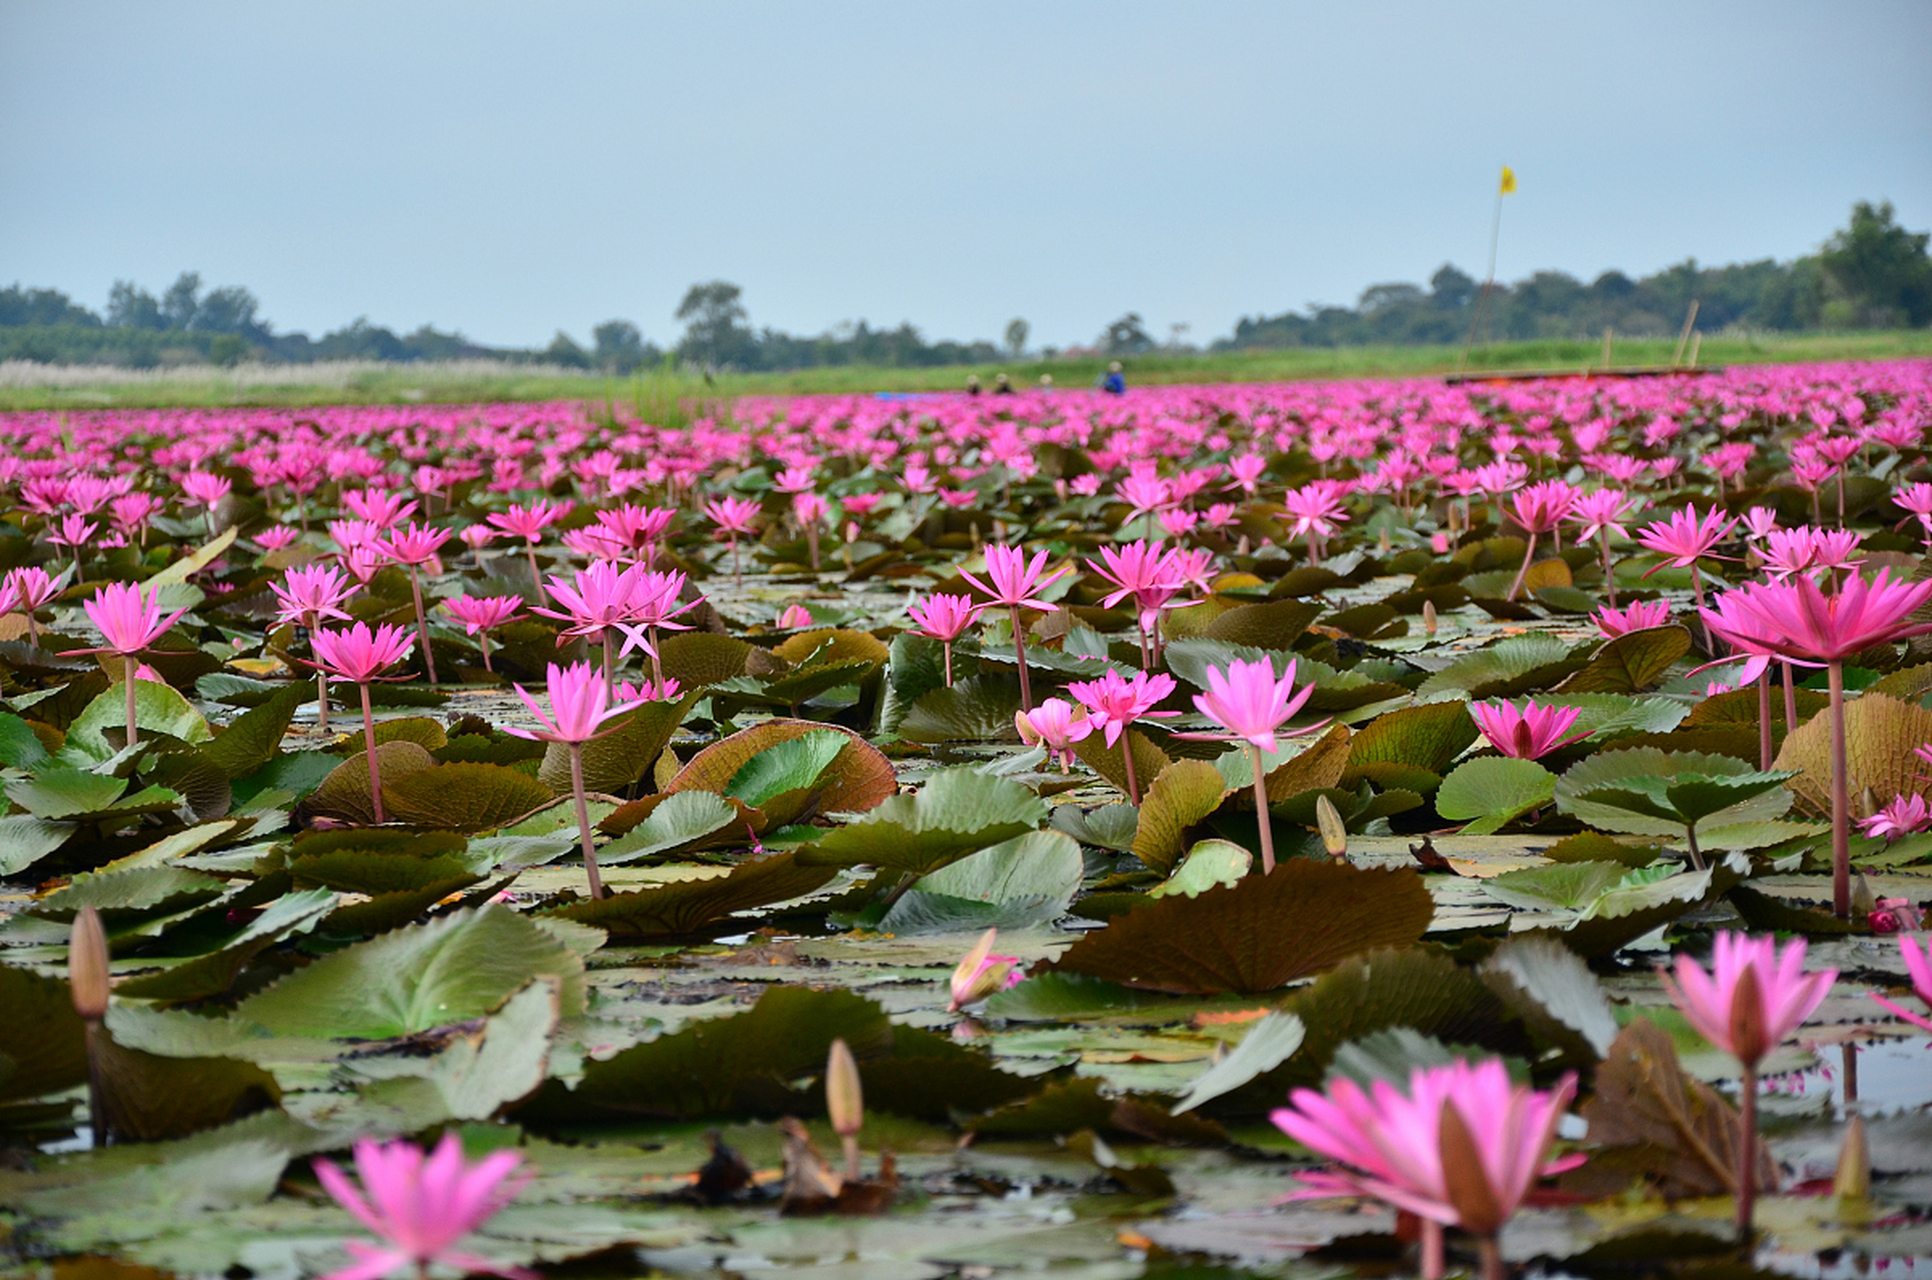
948 927 1023 1011
1868 896 1925 935
1270 1058 1577 1254
442 594 523 636
774 603 814 629
957 544 1071 613
313 1133 532 1280
179 470 232 510
341 488 417 529
907 592 983 642
505 660 645 746
1191 657 1317 755
486 498 572 544
958 545 1072 711
378 522 450 568
310 622 416 685
1014 697 1093 771
1659 931 1834 1238
1701 569 1932 664
2 565 69 645
1066 669 1177 749
1659 932 1835 1067
73 581 189 657
1636 503 1735 568
614 676 683 703
1758 526 1863 580
703 494 763 534
270 564 357 629
1469 698 1588 758
1858 793 1931 841
1594 599 1671 638
1870 934 1932 1033
1508 479 1580 535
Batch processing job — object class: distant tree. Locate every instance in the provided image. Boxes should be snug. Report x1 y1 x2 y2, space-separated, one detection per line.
1591 270 1636 300
592 319 649 373
1102 312 1154 355
315 317 406 361
107 281 165 329
675 281 755 368
1359 282 1425 313
191 285 265 337
1004 317 1029 358
0 284 101 327
1429 265 1478 310
160 273 202 330
545 332 590 369
207 334 250 367
1821 200 1932 328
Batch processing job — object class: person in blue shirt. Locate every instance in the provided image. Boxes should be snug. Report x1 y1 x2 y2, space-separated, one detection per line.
1099 361 1126 394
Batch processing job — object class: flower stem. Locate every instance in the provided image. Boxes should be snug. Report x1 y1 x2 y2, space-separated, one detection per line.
407 565 438 686
123 654 139 747
360 682 385 823
1828 661 1851 919
479 630 494 674
1757 669 1772 770
648 625 666 691
1010 605 1033 712
1120 734 1141 806
1505 531 1539 602
1249 742 1276 874
1737 1062 1759 1245
569 743 606 900
1419 1219 1444 1280
1782 661 1799 734
1477 1235 1505 1280
1600 529 1617 606
942 639 954 688
527 544 546 603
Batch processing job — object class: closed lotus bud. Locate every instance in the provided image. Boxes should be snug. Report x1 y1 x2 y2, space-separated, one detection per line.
1422 600 1438 636
1851 873 1877 919
1726 961 1769 1068
826 1039 863 1139
69 905 110 1022
1378 527 1392 555
1315 795 1348 860
1834 1112 1871 1203
1437 1099 1506 1238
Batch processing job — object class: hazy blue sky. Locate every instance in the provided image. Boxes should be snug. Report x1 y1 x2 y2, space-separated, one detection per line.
4 1 1929 351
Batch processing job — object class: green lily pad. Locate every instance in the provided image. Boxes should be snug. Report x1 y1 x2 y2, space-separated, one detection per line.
1168 1012 1305 1113
1555 625 1693 694
233 904 588 1038
1148 839 1252 897
797 767 1049 876
0 963 88 1104
898 675 1026 744
543 852 838 938
0 813 76 876
61 680 213 765
382 762 558 833
1130 759 1230 876
1046 860 1433 995
595 790 738 865
1434 757 1556 834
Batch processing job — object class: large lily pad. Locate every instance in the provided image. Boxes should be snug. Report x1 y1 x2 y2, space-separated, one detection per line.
543 852 837 938
796 767 1049 876
664 719 897 829
1435 756 1556 834
382 762 557 833
1046 860 1433 994
232 905 588 1038
1130 759 1230 876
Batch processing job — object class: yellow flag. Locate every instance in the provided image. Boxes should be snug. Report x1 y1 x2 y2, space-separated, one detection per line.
1499 165 1517 195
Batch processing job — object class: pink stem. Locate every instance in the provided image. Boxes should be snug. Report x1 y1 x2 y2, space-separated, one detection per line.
360 682 385 823
1011 605 1033 712
1829 661 1850 919
1249 742 1276 874
1505 531 1539 602
570 743 605 899
407 565 438 686
123 654 139 747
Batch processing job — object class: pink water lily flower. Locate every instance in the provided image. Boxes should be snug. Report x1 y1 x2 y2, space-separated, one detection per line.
1659 931 1835 1239
1014 697 1093 771
956 544 1071 612
1468 698 1589 758
1066 669 1177 749
1636 503 1736 568
505 660 647 746
907 592 983 642
1858 793 1932 841
442 594 523 636
310 621 416 685
1701 568 1932 664
313 1133 533 1280
269 564 357 629
1191 657 1319 754
1594 599 1671 638
1271 1058 1577 1270
72 581 190 658
1870 934 1932 1033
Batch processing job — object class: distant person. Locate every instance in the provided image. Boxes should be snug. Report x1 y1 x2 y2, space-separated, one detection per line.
1099 361 1126 394
992 373 1015 395
965 374 982 396
1038 373 1054 389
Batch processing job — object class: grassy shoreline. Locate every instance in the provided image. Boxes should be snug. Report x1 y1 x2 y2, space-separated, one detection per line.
2 329 1928 412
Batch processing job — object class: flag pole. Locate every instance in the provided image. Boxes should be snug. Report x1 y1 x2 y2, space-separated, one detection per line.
1458 165 1513 371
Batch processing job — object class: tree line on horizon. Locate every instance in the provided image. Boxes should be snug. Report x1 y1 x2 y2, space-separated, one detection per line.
2 201 1926 373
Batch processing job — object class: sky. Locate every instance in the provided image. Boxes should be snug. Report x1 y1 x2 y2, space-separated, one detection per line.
3 0 1930 352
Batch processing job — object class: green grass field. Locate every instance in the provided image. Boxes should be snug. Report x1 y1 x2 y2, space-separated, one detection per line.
2 329 1929 414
